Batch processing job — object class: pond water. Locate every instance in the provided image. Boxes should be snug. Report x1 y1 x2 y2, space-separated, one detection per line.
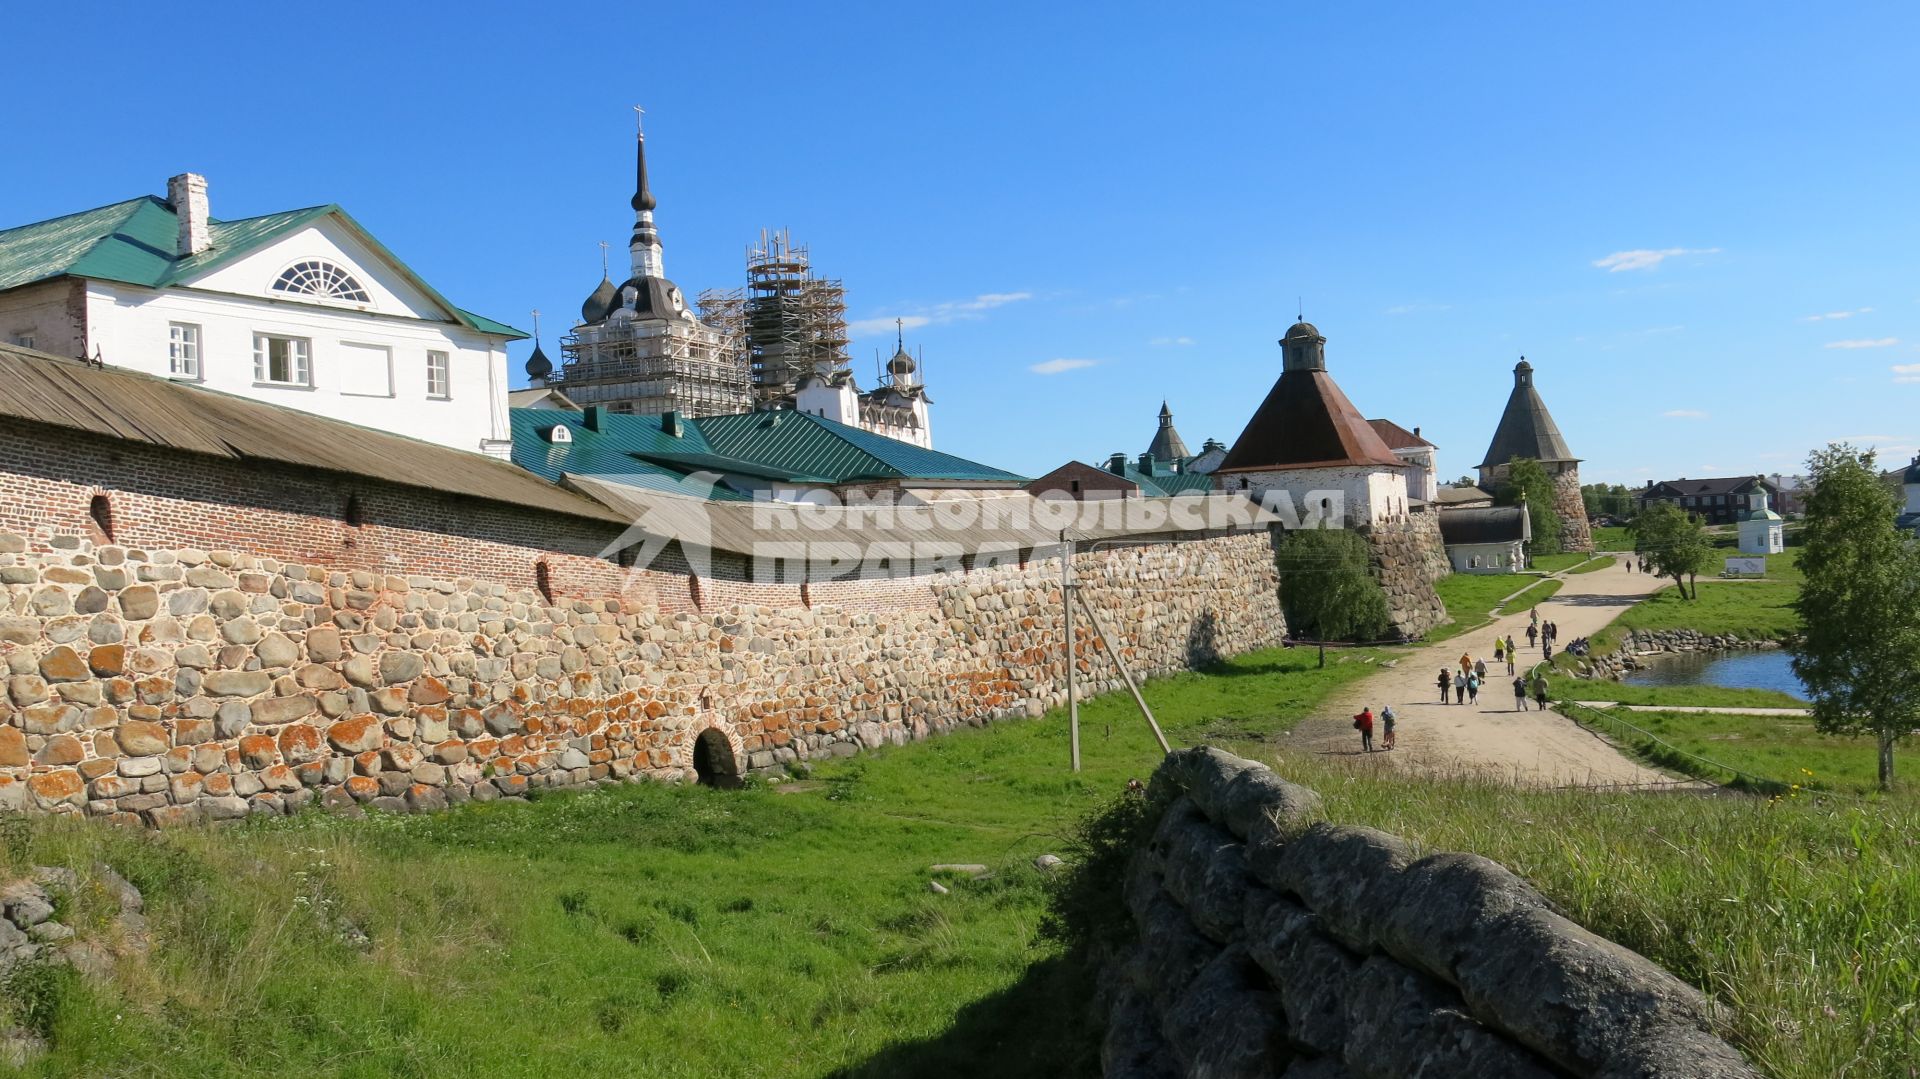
1623 649 1807 699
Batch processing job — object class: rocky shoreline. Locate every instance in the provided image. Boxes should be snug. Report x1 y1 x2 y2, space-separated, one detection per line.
1567 628 1787 681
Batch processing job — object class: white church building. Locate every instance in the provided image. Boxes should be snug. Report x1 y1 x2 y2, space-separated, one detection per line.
0 173 524 457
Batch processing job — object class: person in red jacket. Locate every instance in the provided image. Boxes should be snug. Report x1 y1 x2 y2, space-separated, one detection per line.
1353 707 1375 753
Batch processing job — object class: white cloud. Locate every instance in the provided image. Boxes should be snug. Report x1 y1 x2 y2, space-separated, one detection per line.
1825 337 1900 350
1802 307 1874 321
1385 302 1452 316
1661 409 1708 419
1030 358 1098 375
1591 247 1722 272
1149 335 1196 347
848 291 1033 337
1892 364 1920 384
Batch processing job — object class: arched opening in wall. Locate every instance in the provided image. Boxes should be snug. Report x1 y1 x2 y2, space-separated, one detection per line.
343 494 363 527
799 581 812 608
86 493 114 543
534 559 554 605
691 728 741 789
688 572 704 610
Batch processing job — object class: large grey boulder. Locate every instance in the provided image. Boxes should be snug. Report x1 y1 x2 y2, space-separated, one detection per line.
1454 906 1730 1077
1370 851 1557 985
1151 802 1250 943
1244 889 1357 1056
1252 823 1412 953
1342 955 1558 1079
1160 946 1291 1078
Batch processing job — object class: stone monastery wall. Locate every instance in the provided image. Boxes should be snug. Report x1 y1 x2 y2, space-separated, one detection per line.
0 420 1288 822
1105 748 1760 1079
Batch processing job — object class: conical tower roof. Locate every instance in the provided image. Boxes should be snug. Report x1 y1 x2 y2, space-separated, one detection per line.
1217 325 1402 472
1146 401 1191 463
1479 358 1576 467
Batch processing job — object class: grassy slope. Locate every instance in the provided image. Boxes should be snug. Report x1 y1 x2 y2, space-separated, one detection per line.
1259 754 1919 1079
0 646 1387 1079
1566 554 1615 574
1547 675 1806 709
1571 707 1893 797
1591 525 1634 550
1426 574 1562 644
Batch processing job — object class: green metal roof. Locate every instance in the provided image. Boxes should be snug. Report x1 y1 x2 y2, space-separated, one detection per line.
511 407 1024 497
509 409 753 501
1114 462 1215 498
0 195 526 339
695 411 1026 484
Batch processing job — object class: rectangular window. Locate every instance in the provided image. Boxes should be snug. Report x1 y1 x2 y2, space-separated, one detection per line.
9 333 33 349
168 323 201 379
426 350 450 399
252 334 310 386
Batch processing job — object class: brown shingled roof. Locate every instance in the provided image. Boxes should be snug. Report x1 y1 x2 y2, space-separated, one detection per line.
1366 418 1433 450
1216 370 1403 473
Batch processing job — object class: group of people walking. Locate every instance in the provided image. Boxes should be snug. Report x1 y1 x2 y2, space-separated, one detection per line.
1364 610 1565 755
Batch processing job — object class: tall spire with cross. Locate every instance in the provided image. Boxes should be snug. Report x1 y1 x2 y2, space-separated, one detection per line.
629 105 664 280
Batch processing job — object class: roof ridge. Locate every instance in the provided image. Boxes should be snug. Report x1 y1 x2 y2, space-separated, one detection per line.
0 195 156 241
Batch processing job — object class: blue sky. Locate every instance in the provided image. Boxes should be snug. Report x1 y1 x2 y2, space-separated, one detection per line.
5 2 1917 485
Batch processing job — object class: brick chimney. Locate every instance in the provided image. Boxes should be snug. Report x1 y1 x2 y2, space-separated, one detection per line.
167 173 211 257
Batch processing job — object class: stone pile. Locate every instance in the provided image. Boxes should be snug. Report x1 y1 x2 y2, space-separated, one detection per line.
0 531 1286 824
1103 747 1759 1078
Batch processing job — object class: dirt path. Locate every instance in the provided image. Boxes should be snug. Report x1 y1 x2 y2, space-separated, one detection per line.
1283 556 1694 788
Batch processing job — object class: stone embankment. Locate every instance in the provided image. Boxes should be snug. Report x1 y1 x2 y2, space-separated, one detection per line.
1 862 147 1064
1102 747 1758 1078
1573 628 1785 681
0 531 1285 825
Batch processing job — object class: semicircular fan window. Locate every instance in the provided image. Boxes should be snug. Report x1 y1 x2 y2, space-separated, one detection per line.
273 260 371 303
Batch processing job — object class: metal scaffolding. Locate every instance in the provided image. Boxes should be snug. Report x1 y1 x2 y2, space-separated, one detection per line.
696 229 850 409
555 315 752 418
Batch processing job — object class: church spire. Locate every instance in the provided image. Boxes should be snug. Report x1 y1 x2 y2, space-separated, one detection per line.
629 106 664 280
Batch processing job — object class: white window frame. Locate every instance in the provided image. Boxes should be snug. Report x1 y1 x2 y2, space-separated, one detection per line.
168 322 202 380
252 333 312 388
9 332 33 350
426 350 451 399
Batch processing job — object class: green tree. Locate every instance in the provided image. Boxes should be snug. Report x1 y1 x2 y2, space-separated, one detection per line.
1627 501 1713 598
1793 444 1920 791
1495 457 1563 557
1275 526 1392 667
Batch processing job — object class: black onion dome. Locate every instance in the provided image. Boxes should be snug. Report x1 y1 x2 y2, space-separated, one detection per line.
525 342 553 380
887 346 916 376
581 277 618 324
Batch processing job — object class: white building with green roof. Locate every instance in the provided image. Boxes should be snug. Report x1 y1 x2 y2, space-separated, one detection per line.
0 173 526 456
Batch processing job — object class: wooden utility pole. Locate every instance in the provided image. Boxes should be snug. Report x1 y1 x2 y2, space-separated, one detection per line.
1062 532 1080 772
1076 589 1172 755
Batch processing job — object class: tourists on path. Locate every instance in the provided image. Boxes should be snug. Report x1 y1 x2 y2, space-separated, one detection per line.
1354 707 1375 753
1506 634 1517 657
1437 668 1452 703
1512 675 1529 710
1526 624 1538 647
1532 671 1550 710
1473 656 1488 681
1505 650 1517 676
1530 607 1539 628
1466 673 1480 705
1453 670 1466 704
1494 638 1505 663
1380 705 1397 750
1458 652 1473 676
1543 640 1553 661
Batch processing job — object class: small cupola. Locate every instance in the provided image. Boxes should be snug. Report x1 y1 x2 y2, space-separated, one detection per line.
1281 320 1326 372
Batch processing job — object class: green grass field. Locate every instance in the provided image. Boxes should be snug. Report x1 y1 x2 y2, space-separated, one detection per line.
0 646 1387 1079
1566 554 1614 574
1547 673 1805 709
1567 705 1896 799
1590 525 1634 550
1426 574 1562 643
1529 552 1589 573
